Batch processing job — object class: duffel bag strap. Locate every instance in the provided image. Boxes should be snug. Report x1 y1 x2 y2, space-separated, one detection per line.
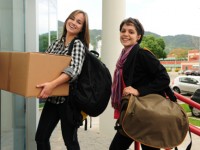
174 129 192 150
114 119 122 130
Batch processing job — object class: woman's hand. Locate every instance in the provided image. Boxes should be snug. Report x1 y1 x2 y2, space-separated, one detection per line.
36 73 71 99
123 86 139 96
36 82 56 99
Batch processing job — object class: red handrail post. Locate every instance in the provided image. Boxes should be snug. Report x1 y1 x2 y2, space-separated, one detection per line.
190 124 200 136
174 92 200 110
135 141 140 150
174 92 200 136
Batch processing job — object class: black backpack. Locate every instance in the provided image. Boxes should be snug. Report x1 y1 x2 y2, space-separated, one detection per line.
67 38 112 117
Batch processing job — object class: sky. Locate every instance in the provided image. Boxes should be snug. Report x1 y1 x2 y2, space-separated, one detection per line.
55 0 200 37
126 0 200 36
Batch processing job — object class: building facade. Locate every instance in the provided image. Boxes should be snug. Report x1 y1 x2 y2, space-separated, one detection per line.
0 0 57 149
160 50 200 71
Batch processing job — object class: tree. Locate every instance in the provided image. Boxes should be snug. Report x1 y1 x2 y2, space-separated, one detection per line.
89 29 101 50
168 48 188 59
39 31 57 52
140 35 166 59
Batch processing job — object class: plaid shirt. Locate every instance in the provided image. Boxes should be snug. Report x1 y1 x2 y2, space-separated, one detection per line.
45 37 85 104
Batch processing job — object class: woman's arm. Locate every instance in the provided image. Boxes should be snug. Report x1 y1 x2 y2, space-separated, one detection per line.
137 50 170 96
36 39 85 98
36 73 71 98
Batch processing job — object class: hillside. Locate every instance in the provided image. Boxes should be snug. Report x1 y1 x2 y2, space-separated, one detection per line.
143 31 199 53
58 21 200 53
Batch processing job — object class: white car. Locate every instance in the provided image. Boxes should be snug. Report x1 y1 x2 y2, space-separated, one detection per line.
171 76 200 94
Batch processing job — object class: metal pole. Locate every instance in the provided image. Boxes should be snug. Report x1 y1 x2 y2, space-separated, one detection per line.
174 92 200 110
190 125 200 136
198 8 200 70
48 0 51 45
135 142 140 150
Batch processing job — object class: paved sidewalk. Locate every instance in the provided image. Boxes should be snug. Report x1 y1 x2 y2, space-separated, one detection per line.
50 117 112 150
50 117 199 150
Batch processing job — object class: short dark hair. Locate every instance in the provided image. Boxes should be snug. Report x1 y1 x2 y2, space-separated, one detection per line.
120 17 144 44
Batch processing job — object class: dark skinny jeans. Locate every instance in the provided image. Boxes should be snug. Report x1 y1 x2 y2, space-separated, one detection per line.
35 99 80 150
109 131 160 150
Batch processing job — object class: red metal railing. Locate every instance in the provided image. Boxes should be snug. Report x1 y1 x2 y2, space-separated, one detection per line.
134 92 200 150
174 92 200 110
175 92 200 137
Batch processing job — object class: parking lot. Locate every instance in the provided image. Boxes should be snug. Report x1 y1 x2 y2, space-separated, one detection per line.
168 71 179 84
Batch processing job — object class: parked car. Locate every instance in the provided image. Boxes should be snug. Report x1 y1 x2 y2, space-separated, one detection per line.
190 89 200 117
178 70 184 75
184 70 193 76
184 70 200 76
171 76 200 95
192 70 200 76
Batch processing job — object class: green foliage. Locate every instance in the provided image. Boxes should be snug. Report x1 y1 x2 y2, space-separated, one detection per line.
180 103 191 113
39 31 57 52
39 103 45 108
89 29 101 50
175 68 180 72
140 35 166 59
179 103 200 127
166 68 172 72
39 34 48 52
180 104 200 127
168 48 188 59
145 32 200 54
189 117 200 127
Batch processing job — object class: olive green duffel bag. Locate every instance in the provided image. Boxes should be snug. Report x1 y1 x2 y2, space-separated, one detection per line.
116 94 190 149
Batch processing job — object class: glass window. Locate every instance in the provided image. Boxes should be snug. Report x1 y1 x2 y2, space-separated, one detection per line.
190 78 198 84
180 77 199 84
0 0 26 149
179 77 188 83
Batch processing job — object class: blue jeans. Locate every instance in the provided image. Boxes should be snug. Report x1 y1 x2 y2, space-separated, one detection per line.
35 98 81 150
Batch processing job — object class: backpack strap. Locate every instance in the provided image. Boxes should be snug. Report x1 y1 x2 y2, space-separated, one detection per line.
165 86 177 102
185 130 192 150
174 130 192 150
67 37 99 59
68 38 98 129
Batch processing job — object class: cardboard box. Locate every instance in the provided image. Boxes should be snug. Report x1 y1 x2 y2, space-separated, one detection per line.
0 52 71 97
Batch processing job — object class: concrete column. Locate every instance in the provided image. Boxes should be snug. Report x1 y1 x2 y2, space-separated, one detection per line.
25 0 39 149
100 0 126 136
